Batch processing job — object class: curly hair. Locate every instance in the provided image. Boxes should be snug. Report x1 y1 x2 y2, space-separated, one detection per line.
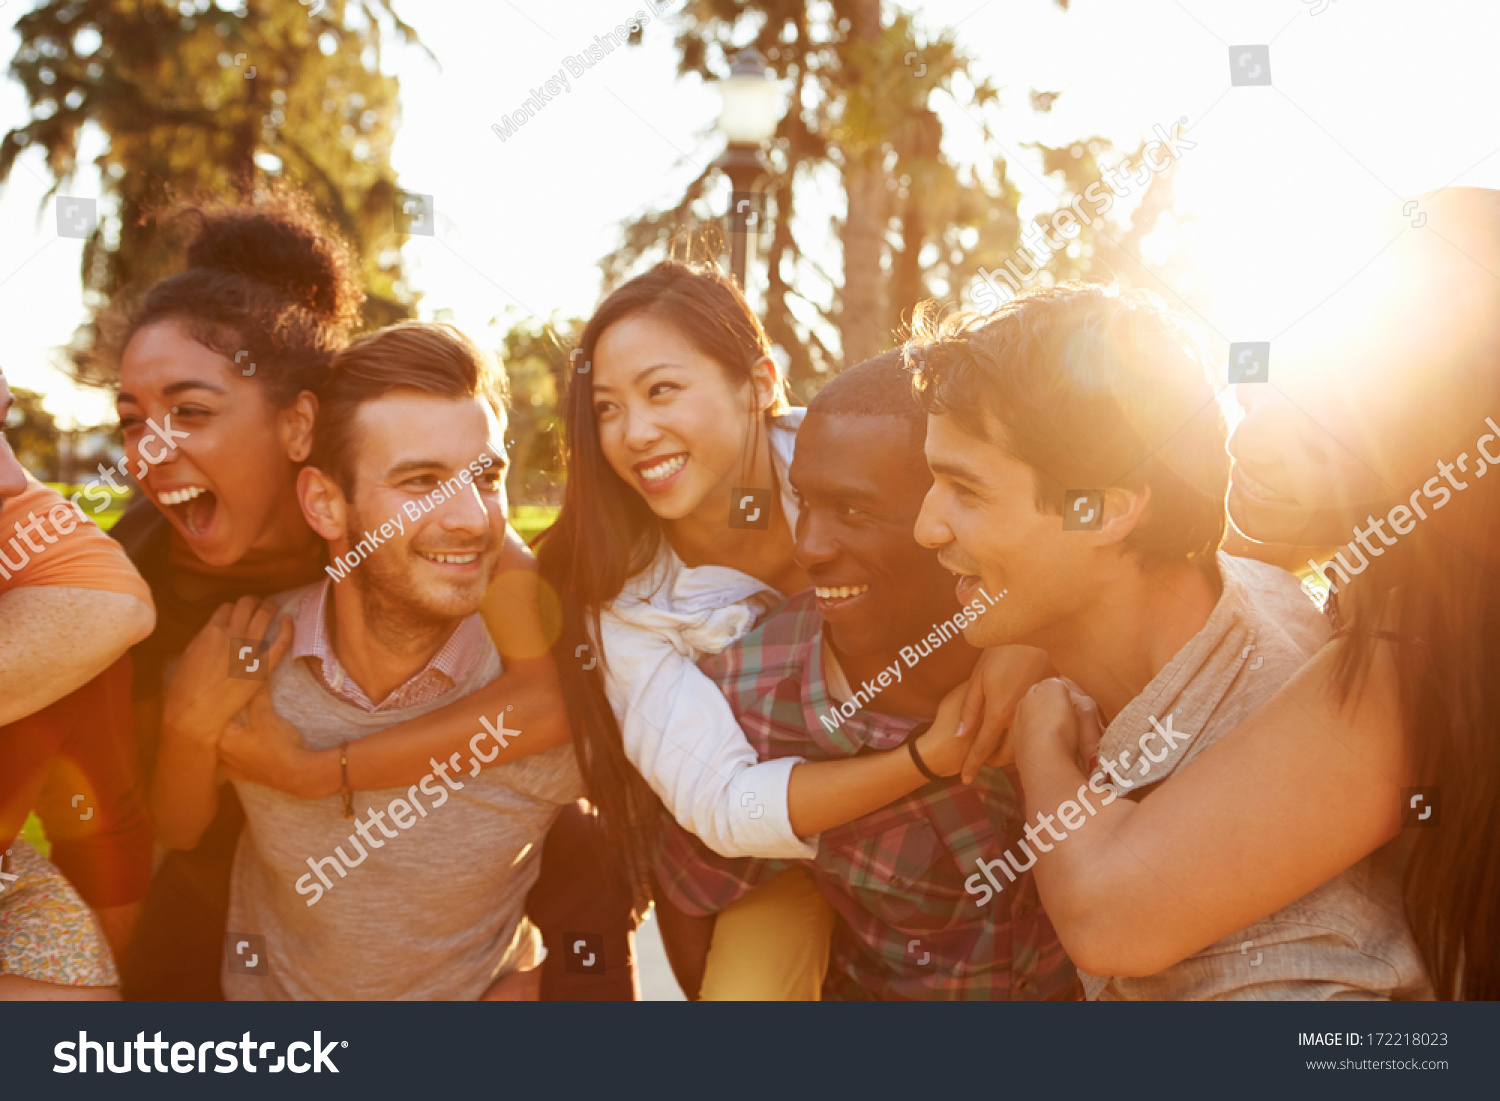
92 187 365 406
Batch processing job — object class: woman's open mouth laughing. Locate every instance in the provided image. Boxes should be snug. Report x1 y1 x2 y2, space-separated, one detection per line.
157 484 219 539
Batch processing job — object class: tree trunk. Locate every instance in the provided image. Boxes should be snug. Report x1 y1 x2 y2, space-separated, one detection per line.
890 188 924 337
890 108 940 335
762 177 809 398
838 0 888 369
840 153 889 366
229 0 264 196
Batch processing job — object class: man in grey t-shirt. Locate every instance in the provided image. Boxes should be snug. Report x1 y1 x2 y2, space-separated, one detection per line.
156 322 579 1000
907 287 1429 999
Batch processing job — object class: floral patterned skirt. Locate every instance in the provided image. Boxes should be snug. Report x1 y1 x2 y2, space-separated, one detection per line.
0 838 118 987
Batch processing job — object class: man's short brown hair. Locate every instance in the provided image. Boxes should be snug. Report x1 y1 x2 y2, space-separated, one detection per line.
907 284 1229 564
310 321 509 497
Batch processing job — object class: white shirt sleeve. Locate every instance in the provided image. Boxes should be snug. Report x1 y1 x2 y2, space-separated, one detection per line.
598 608 818 860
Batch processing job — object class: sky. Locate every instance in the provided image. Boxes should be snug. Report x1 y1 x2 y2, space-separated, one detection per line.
2 0 1498 428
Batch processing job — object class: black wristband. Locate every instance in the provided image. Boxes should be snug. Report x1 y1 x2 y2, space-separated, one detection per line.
905 722 941 782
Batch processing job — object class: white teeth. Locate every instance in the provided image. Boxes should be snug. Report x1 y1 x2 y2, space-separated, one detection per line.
421 552 479 565
640 454 687 482
815 584 869 600
159 486 206 506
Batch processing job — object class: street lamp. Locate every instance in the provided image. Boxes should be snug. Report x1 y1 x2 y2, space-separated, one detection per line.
716 48 781 290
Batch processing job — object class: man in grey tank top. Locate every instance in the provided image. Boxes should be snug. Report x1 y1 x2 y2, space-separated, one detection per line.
906 286 1431 999
217 322 580 1000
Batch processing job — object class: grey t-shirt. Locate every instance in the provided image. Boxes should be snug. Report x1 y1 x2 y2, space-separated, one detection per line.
1080 553 1433 1001
222 587 582 1000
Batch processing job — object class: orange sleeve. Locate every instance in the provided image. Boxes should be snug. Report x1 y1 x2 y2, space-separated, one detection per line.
9 657 154 908
0 476 154 607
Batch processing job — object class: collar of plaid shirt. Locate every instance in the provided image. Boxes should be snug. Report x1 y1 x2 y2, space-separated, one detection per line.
291 579 488 713
659 590 1076 1000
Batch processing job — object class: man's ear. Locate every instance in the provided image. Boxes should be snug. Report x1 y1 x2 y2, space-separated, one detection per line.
747 355 781 414
1097 484 1152 546
280 391 318 463
297 464 347 542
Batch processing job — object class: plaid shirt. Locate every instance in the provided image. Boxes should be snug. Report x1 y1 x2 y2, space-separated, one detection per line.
655 591 1076 1001
291 580 487 713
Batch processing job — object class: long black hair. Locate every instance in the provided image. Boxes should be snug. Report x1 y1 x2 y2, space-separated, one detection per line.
1328 418 1500 1001
1325 190 1500 1000
536 260 786 903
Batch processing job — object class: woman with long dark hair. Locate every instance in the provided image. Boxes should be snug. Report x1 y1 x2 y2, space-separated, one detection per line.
1006 187 1499 999
104 189 630 999
534 260 995 998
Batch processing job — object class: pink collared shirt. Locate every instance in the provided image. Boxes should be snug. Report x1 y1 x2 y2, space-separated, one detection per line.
292 580 488 713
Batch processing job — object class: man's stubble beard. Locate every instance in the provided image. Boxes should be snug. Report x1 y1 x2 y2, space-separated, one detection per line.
345 517 477 658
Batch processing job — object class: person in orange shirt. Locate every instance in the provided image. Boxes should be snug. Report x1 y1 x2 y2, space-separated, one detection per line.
0 366 157 1000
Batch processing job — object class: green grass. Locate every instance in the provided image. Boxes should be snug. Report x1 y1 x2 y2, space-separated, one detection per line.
510 504 559 544
43 482 130 531
20 812 50 859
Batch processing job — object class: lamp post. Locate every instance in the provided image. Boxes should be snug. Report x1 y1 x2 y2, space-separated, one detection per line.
716 49 781 291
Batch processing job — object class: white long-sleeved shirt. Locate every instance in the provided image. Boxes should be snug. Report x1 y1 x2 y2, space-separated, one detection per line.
597 409 818 860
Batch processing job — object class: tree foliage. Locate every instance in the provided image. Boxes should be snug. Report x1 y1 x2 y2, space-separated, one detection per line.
1 0 427 380
1017 131 1193 305
3 387 61 477
494 314 580 508
602 0 1028 396
601 0 1192 399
